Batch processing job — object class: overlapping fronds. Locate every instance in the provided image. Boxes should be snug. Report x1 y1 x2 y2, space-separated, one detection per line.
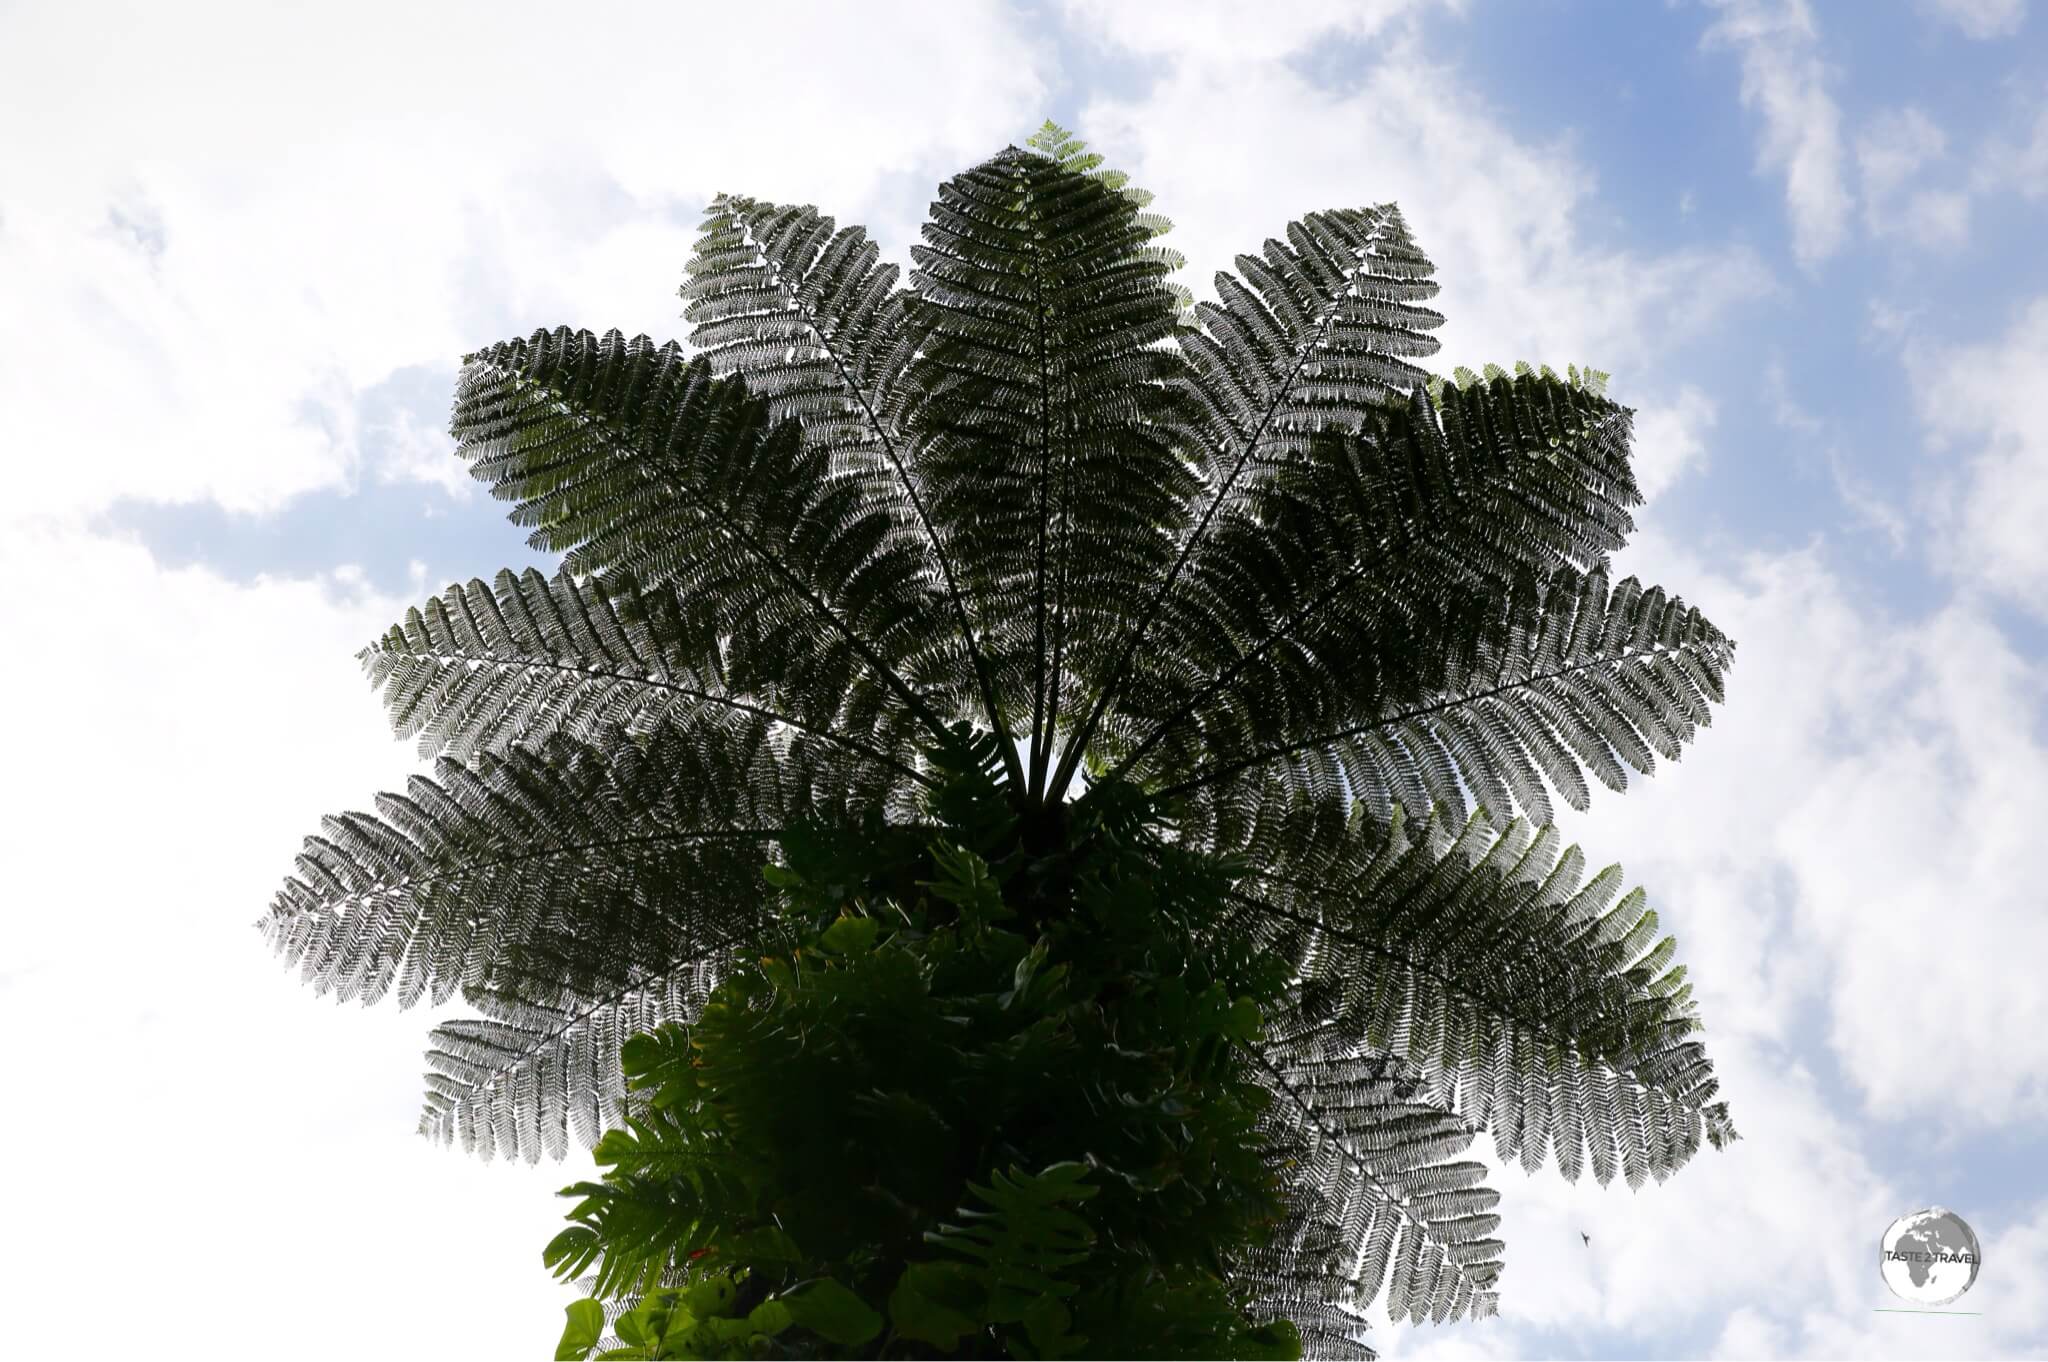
682 196 917 455
259 722 810 1011
677 194 1024 786
453 330 969 754
1160 561 1733 828
1049 203 1443 798
1098 367 1664 809
901 146 1197 800
1208 792 1733 1193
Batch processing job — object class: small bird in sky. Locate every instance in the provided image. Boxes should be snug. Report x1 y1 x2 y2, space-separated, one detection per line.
1580 1231 1592 1247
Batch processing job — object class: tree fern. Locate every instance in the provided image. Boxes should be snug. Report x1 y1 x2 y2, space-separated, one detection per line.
262 123 1738 1356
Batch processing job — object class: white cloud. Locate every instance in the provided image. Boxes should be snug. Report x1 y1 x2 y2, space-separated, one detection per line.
1977 98 2048 199
1740 1199 2048 1357
0 525 578 1354
1898 186 1972 245
1701 0 1854 268
370 402 473 500
1764 361 1911 547
1856 108 1972 251
1919 0 2028 38
1066 17 1770 383
1826 448 1912 550
2018 108 2048 196
1060 0 1459 62
1764 357 1824 434
0 0 1050 521
1062 10 2047 1354
0 2 1056 1354
1858 109 1948 210
1393 1042 2045 1357
1910 295 2048 614
1631 386 1718 502
1591 530 2048 1130
8 3 2043 1358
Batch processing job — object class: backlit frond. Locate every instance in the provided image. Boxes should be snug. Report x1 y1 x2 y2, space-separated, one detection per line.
362 566 927 801
1208 794 1733 1191
454 330 968 752
420 972 721 1164
1248 1046 1502 1332
259 722 804 1010
902 146 1196 800
1161 562 1733 828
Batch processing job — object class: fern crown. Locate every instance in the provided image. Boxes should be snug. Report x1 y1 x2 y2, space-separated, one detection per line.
261 121 1735 1352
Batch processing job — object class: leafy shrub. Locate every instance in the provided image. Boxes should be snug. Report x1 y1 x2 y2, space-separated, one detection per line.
550 749 1300 1359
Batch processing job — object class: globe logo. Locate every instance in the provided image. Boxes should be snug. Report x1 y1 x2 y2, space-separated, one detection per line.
1879 1207 1981 1306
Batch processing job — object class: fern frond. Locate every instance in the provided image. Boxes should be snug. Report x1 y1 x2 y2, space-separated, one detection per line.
420 969 722 1163
362 566 928 798
1024 121 1188 305
1249 1048 1502 1331
925 1162 1099 1314
454 330 967 755
1158 562 1733 827
1049 204 1441 800
263 135 1742 1356
1209 794 1731 1190
258 722 805 1010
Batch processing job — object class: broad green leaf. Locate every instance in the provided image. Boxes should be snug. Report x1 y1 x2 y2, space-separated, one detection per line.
555 1299 606 1361
785 1279 883 1347
543 1225 601 1278
1021 1295 1082 1357
1240 1318 1305 1360
1225 996 1263 1045
889 1261 984 1351
682 1274 738 1318
745 1300 794 1336
820 914 880 955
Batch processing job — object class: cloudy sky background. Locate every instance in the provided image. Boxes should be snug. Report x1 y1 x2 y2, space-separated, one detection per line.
3 0 2045 1355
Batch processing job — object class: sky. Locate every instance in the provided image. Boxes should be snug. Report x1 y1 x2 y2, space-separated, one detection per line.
2 0 2045 1356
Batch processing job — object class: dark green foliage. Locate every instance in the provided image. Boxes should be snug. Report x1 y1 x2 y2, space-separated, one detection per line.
261 121 1739 1356
546 791 1307 1358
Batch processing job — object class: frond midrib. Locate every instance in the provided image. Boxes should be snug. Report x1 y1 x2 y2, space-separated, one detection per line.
262 826 785 941
1252 1050 1502 1300
368 635 934 788
1228 888 1691 1099
418 932 751 1139
1156 635 1714 801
